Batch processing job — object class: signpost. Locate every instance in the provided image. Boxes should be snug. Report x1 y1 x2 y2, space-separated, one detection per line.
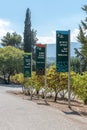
36 44 47 103
56 30 71 108
24 53 32 77
24 53 33 100
36 44 46 75
56 31 69 72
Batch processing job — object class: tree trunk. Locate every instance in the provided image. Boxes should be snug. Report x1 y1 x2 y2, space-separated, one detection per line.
36 90 39 99
54 92 57 102
4 75 8 84
3 74 6 83
6 74 11 84
42 91 45 99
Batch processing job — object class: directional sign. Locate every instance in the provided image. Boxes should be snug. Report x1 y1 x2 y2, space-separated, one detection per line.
24 53 32 77
56 30 70 72
36 44 46 75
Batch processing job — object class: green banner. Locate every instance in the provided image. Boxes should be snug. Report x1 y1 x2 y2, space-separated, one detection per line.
36 44 46 75
56 30 70 72
24 54 32 77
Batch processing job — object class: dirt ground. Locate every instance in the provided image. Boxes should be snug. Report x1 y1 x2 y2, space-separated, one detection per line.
7 90 87 118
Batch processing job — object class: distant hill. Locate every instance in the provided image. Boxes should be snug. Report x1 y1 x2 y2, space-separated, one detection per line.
0 42 81 63
47 42 81 58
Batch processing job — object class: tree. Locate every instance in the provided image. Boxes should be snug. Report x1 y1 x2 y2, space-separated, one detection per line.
24 8 31 52
23 8 38 55
0 46 24 83
31 29 38 59
1 32 22 48
47 65 68 102
70 57 80 73
71 71 87 104
75 5 87 72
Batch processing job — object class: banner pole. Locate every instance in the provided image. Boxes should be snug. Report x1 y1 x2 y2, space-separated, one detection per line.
30 53 32 100
44 44 47 104
68 30 71 108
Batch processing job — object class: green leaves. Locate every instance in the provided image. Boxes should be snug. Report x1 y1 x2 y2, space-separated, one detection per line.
71 72 87 104
0 46 24 83
76 5 87 72
23 8 37 60
1 32 22 48
10 65 87 104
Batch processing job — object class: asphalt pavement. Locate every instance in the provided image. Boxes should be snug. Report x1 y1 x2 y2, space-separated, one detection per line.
0 84 87 130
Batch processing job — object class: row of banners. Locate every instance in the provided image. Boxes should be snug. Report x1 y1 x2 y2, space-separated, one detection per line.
24 30 70 77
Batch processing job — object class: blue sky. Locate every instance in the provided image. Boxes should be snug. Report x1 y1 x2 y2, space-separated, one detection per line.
0 0 87 44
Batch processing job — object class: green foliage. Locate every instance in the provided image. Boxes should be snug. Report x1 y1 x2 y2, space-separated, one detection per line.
24 8 31 53
0 46 24 83
11 72 44 97
11 73 24 84
23 8 37 54
71 71 87 104
32 72 44 91
70 57 80 72
76 5 87 72
10 65 87 104
47 65 68 101
1 32 22 48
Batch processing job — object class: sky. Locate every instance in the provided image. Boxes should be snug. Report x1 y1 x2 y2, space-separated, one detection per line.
0 0 87 44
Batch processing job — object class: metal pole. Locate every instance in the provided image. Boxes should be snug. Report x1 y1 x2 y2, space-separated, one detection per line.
30 53 32 100
44 75 47 103
30 78 32 100
68 30 71 108
44 44 47 104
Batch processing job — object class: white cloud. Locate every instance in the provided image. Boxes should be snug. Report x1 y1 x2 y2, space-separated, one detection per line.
0 19 10 27
71 29 79 42
0 19 13 41
0 19 79 44
37 36 55 44
37 31 56 44
37 29 79 44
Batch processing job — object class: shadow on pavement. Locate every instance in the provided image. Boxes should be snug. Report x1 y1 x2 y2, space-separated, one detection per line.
37 102 50 106
0 84 22 88
62 107 81 116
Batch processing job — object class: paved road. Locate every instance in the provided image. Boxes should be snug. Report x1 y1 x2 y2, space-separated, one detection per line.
0 85 87 130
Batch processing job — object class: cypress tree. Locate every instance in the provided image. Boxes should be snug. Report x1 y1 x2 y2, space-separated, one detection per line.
24 8 32 52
